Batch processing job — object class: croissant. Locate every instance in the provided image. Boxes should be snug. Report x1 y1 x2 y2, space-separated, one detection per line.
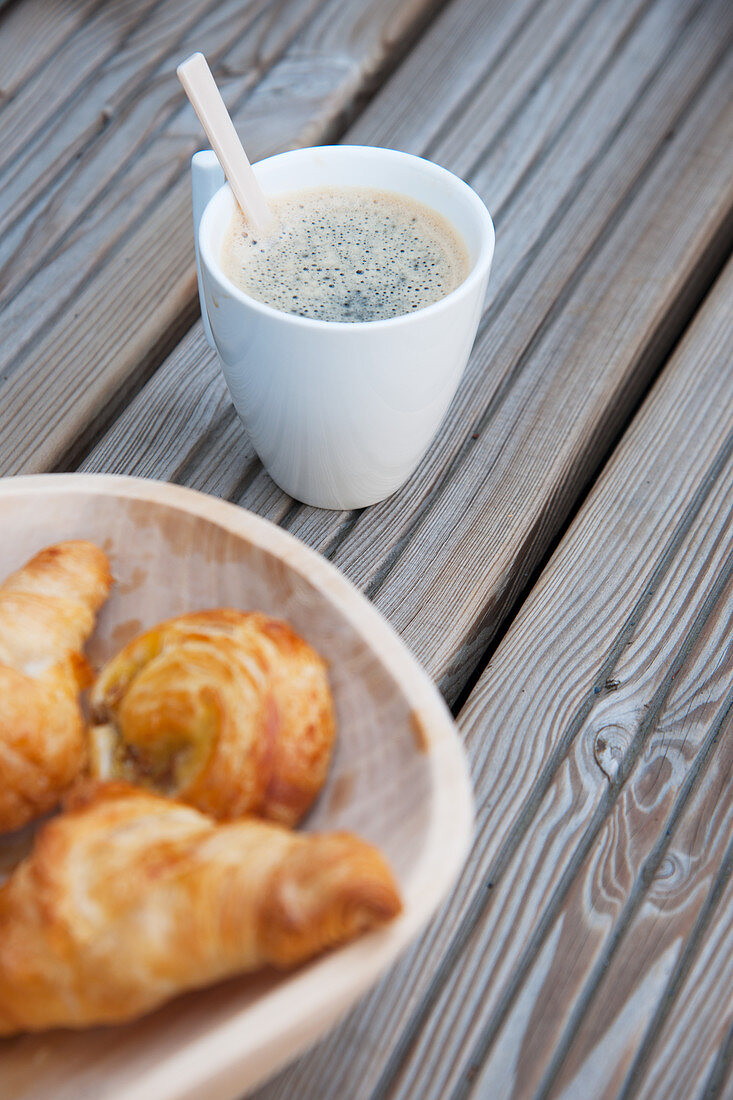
89 610 335 825
0 781 401 1034
0 541 112 833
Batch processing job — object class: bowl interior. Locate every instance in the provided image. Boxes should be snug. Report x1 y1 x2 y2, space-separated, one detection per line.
0 483 440 1100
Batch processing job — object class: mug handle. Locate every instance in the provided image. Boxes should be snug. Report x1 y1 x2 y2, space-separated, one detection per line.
192 150 225 350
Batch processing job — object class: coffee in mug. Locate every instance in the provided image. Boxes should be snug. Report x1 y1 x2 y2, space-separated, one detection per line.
194 144 495 507
220 186 470 323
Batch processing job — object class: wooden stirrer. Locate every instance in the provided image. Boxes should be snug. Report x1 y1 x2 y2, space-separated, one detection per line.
177 52 275 237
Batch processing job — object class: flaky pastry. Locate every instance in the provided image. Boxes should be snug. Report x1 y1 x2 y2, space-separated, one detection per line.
89 610 335 825
0 541 112 833
0 781 401 1034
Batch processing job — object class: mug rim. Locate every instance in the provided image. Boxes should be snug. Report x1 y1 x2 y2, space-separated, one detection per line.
198 145 495 333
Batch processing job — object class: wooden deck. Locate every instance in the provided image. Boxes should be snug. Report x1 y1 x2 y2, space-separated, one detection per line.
1 0 732 1095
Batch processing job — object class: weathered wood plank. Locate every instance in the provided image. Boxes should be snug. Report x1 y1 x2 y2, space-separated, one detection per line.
2 0 378 310
0 0 167 174
629 865 733 1100
70 14 733 1086
77 0 650 498
26 0 733 1092
0 0 321 357
290 2 733 696
356 257 733 1100
76 0 629 496
81 0 733 700
476 587 733 1100
3 0 728 1094
544 693 733 1100
248 249 733 1100
0 0 100 103
0 0 616 481
0 0 445 473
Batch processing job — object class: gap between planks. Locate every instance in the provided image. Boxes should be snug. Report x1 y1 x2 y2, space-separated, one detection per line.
448 231 733 721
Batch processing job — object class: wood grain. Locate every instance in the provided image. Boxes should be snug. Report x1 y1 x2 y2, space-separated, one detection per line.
348 257 733 1100
78 0 655 498
0 0 561 481
2 0 732 1092
82 0 733 701
0 0 323 309
0 0 101 103
246 245 733 1100
629 847 733 1100
70 15 733 1093
0 0 444 473
288 0 733 698
77 0 622 492
544 685 733 1100
0 0 166 177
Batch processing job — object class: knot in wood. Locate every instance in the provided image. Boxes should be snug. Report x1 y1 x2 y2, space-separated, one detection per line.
655 853 685 887
648 851 692 907
593 724 631 781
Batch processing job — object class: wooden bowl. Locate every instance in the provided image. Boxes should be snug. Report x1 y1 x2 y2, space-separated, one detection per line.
0 474 472 1100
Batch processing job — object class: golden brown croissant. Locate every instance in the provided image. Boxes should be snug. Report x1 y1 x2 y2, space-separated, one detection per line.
89 610 335 825
0 781 401 1034
0 541 112 833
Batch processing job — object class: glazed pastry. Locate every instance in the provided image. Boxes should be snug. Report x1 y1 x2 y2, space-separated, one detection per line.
89 610 335 825
0 541 112 833
0 782 401 1034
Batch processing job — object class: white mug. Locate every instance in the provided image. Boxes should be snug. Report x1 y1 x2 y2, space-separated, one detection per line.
193 145 495 509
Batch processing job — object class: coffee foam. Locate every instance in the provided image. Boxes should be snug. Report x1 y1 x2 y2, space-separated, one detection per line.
220 185 470 323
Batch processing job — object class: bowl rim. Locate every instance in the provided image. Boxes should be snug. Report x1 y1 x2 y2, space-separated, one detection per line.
0 473 474 1100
